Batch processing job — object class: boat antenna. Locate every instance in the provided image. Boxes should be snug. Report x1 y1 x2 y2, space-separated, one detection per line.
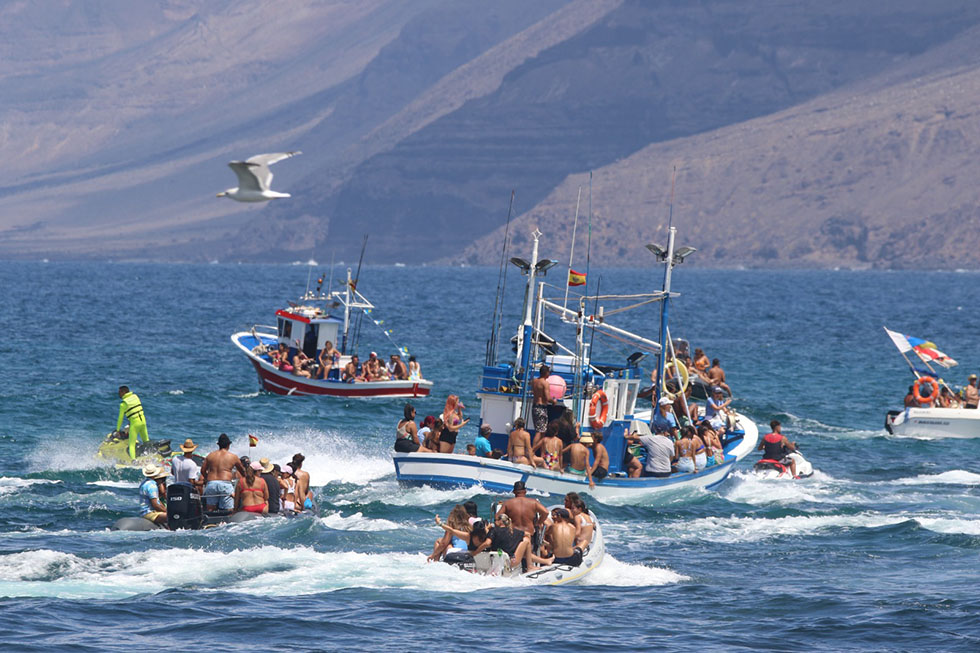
487 190 515 366
326 251 336 298
304 246 316 297
562 186 583 314
348 236 369 355
587 274 601 375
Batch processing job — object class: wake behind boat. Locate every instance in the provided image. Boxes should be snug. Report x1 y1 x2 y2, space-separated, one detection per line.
882 327 980 438
395 227 757 501
232 267 432 398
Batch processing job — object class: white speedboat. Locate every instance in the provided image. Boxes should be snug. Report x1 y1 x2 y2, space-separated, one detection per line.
885 407 980 439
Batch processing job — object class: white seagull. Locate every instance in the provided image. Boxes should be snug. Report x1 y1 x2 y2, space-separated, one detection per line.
217 151 301 202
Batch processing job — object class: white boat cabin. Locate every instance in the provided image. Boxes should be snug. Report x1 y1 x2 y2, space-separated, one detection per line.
275 306 343 360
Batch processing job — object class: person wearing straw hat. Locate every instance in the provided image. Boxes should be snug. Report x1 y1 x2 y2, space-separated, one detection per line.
171 438 202 491
258 458 281 514
139 463 169 526
964 374 979 409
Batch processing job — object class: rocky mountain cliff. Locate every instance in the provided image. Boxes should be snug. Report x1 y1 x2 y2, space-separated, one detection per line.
1 0 979 268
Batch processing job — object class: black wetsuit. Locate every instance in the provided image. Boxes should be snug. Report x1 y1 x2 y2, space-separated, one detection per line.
260 472 281 514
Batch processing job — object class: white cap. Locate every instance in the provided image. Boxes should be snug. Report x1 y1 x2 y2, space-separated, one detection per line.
658 396 673 405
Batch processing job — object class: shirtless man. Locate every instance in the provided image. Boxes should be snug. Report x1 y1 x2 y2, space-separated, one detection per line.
561 434 595 489
707 359 731 395
546 508 582 567
964 374 979 409
200 433 246 511
499 481 549 550
292 453 313 511
343 355 363 382
363 352 382 381
530 365 553 444
588 432 610 482
533 422 564 471
506 418 539 467
389 354 409 380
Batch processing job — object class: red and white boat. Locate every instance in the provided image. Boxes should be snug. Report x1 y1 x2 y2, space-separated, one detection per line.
231 269 432 398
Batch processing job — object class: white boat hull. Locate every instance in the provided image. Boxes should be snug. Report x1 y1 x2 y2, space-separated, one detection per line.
885 407 980 438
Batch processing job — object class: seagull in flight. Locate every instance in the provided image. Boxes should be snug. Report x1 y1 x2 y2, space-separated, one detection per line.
217 151 301 202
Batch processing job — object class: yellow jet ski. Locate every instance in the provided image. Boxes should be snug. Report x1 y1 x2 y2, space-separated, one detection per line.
96 427 176 469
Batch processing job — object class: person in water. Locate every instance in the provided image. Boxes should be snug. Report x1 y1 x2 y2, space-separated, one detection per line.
116 385 149 460
200 433 245 511
236 463 269 514
138 463 169 526
757 420 798 477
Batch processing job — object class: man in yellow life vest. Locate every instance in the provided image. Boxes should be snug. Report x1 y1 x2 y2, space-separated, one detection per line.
117 385 149 459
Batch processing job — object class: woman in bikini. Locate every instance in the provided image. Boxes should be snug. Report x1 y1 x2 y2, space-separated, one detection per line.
674 425 701 473
235 463 269 514
438 395 469 454
693 348 711 380
395 403 426 453
408 355 421 380
280 465 297 512
428 504 472 561
698 422 725 465
533 422 563 471
317 341 339 379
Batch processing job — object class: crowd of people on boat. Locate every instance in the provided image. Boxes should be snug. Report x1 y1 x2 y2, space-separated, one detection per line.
903 373 979 409
267 342 422 383
428 485 595 572
137 433 315 526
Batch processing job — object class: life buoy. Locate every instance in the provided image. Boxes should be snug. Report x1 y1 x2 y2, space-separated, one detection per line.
913 376 939 404
588 390 609 429
661 359 690 399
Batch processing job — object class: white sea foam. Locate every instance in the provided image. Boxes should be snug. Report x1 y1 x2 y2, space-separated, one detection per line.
231 391 262 398
0 477 60 496
88 480 140 489
319 511 402 531
720 470 864 506
660 512 909 544
334 483 480 508
167 389 184 395
893 470 980 486
579 554 687 587
915 516 980 535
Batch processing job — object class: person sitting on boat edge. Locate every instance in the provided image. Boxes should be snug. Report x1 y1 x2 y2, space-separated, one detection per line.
533 422 563 471
757 420 798 478
409 355 422 380
395 403 423 453
139 463 170 526
171 438 202 492
474 424 493 457
964 374 978 409
707 358 731 396
562 433 595 489
201 433 245 511
429 504 472 562
258 458 281 514
342 355 363 382
506 418 539 467
652 396 679 439
546 508 582 567
626 427 674 478
280 465 297 512
587 432 609 481
705 387 733 434
388 354 409 380
476 513 530 569
564 493 594 551
292 453 314 511
674 425 704 474
236 462 269 514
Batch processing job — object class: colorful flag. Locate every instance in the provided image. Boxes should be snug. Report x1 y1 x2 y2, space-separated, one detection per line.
567 269 586 287
248 434 259 447
886 327 957 368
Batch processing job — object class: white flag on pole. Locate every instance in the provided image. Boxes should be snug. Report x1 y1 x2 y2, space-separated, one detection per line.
884 327 912 353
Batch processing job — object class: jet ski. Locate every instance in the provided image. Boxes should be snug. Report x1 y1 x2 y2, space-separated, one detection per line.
96 427 185 469
752 450 814 480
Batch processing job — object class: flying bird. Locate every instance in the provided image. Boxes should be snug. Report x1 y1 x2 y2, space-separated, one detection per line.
217 151 301 202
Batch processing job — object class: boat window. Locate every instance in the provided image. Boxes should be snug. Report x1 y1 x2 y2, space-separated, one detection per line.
278 318 292 341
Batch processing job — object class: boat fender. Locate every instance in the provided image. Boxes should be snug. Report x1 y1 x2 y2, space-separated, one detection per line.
588 390 609 429
913 376 939 404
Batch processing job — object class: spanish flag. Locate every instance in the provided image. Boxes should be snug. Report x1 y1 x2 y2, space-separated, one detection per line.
248 434 259 447
567 269 586 287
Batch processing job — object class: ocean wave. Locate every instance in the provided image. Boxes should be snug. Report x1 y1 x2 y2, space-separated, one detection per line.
719 470 865 506
578 554 687 587
334 483 480 508
658 512 908 543
0 477 61 496
319 511 402 531
892 470 980 486
88 480 141 489
915 516 980 535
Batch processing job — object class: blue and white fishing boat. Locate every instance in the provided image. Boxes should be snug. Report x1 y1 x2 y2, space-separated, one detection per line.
394 227 757 500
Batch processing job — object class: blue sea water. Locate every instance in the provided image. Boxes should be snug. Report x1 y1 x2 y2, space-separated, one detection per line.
0 259 978 651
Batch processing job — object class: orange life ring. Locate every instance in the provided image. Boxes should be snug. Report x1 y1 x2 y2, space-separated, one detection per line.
913 376 939 404
588 390 609 429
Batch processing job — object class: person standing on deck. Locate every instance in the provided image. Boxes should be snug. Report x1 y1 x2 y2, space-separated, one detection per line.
964 374 979 409
531 365 554 447
116 386 149 460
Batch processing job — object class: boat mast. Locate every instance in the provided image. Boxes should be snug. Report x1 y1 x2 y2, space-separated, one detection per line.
342 267 352 354
517 230 542 418
656 227 676 406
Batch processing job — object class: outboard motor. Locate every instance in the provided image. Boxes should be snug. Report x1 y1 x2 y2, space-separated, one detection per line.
166 483 203 530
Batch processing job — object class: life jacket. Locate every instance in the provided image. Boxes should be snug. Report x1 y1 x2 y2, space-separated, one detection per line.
762 432 785 460
121 392 145 424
